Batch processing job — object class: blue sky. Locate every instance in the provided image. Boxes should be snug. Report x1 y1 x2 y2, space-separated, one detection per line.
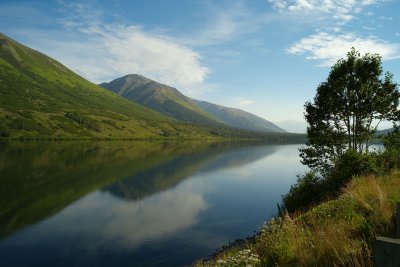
1 0 400 132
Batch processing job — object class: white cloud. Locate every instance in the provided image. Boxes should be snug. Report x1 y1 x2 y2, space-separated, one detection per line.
267 0 380 23
187 11 241 46
287 32 400 66
362 26 375 31
181 3 268 47
53 2 210 93
238 99 254 106
380 16 393 20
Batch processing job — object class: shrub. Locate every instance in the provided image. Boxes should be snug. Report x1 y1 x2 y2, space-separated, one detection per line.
65 112 100 132
326 150 380 195
378 148 400 171
250 174 398 266
384 127 400 150
283 150 381 213
0 119 9 137
282 171 324 213
379 129 400 169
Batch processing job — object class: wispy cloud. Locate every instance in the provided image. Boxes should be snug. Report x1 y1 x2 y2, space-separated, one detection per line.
180 3 272 47
53 2 210 93
287 32 400 66
238 99 254 106
184 7 244 46
267 0 380 23
380 15 393 20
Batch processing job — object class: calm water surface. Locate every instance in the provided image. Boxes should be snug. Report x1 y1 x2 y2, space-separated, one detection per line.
0 141 307 267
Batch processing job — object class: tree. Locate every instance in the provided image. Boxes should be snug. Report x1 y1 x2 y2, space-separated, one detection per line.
300 48 399 174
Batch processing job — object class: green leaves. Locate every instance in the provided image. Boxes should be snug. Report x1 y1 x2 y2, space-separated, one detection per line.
301 48 399 173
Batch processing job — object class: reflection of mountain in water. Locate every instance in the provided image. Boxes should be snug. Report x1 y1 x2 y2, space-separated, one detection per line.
0 141 274 238
198 145 278 173
104 145 277 201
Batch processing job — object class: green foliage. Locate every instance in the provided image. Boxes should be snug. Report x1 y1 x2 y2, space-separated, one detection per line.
300 48 400 173
65 112 100 132
384 126 400 150
283 150 385 213
0 118 9 137
203 172 400 267
379 128 400 169
326 150 379 194
282 172 324 213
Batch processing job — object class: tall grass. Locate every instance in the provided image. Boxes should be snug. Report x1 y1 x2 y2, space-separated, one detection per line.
197 170 400 266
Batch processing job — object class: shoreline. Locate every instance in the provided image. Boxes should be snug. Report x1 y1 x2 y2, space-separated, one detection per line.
196 170 400 266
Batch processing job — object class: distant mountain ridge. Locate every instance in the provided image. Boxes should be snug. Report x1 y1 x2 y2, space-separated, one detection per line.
100 74 286 133
193 100 287 133
376 127 395 135
100 74 222 126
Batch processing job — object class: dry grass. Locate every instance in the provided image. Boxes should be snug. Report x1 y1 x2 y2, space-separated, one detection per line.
197 171 400 267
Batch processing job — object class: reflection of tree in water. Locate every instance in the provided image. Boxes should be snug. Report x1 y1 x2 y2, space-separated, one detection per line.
0 141 275 238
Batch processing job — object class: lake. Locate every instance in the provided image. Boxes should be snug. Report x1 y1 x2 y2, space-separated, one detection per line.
0 141 307 267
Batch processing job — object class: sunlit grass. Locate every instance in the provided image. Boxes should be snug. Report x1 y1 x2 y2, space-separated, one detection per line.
197 170 400 266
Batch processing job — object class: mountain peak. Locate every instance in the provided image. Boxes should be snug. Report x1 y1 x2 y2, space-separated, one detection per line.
101 74 288 133
100 74 222 125
123 73 149 81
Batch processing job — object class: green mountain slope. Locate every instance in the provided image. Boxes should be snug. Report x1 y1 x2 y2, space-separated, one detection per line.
100 74 287 133
193 100 287 133
100 74 223 126
0 33 223 139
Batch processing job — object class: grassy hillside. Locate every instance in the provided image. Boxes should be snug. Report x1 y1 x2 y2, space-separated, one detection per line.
196 171 400 266
100 74 224 126
100 74 287 133
194 100 287 133
0 33 239 139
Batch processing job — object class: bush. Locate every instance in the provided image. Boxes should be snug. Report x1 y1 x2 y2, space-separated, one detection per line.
283 150 381 213
282 171 324 213
65 112 100 132
326 150 380 195
384 127 400 150
0 119 9 137
379 129 400 169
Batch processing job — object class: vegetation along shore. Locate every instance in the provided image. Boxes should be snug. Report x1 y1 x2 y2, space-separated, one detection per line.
196 49 400 266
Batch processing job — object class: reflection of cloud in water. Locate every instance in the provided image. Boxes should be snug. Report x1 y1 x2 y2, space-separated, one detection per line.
103 188 207 247
54 184 207 249
105 145 278 201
